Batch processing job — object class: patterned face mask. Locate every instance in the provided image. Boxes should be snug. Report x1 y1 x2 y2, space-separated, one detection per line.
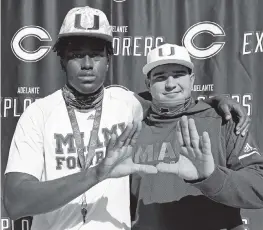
62 83 104 110
151 97 193 117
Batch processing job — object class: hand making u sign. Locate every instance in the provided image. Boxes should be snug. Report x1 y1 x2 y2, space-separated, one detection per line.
156 115 215 181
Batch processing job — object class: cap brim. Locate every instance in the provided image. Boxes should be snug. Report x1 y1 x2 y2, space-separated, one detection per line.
142 59 194 75
59 32 112 42
53 32 112 51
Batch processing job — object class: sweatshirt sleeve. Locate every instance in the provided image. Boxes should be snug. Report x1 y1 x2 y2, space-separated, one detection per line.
130 173 142 225
193 120 263 209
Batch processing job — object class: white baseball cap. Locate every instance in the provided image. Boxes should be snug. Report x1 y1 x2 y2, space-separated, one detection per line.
142 43 194 75
54 6 112 46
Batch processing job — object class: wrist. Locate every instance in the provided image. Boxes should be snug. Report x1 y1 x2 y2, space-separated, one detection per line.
185 166 215 184
190 166 227 196
93 165 109 182
208 97 219 107
198 164 215 180
184 177 205 184
83 166 103 184
201 168 215 179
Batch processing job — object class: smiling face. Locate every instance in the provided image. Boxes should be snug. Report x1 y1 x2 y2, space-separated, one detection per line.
60 37 109 94
148 63 195 107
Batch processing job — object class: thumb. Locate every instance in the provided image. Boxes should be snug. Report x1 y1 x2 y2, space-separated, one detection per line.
133 164 158 174
156 162 179 174
225 113 232 121
219 104 232 120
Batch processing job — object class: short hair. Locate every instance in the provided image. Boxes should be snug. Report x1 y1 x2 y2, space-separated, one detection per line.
53 36 113 59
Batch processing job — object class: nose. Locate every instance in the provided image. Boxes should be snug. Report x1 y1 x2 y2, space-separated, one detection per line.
82 55 93 70
165 76 177 91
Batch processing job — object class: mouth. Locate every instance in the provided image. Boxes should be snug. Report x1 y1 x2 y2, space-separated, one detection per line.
163 91 181 95
78 74 96 82
162 91 182 99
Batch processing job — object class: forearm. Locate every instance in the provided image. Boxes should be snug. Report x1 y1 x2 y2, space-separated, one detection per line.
192 165 263 209
4 167 101 220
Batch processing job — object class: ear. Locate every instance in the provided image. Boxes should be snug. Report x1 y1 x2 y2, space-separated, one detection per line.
190 73 195 88
106 57 110 71
145 78 151 90
60 58 67 72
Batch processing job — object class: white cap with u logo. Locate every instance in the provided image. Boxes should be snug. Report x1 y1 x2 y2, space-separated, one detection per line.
142 43 194 75
54 6 112 49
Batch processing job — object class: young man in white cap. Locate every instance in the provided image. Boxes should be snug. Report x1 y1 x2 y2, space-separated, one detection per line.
130 44 263 230
4 6 159 230
4 6 250 230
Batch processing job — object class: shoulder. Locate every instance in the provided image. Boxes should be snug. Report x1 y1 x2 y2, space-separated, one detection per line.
34 89 64 110
104 85 146 121
33 89 64 114
192 100 222 119
105 85 134 101
192 100 237 136
104 85 142 108
19 89 64 125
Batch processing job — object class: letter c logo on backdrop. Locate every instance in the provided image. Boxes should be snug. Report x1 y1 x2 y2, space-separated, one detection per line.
11 25 52 62
182 21 225 59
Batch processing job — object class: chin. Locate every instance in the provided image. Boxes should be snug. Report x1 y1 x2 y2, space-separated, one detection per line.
160 101 184 108
156 96 187 107
78 84 103 94
165 95 185 102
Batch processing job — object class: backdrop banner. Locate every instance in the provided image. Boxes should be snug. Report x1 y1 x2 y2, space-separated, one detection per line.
1 0 263 230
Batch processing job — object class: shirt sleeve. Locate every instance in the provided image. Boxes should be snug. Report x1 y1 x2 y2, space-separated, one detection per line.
193 119 263 209
5 102 45 181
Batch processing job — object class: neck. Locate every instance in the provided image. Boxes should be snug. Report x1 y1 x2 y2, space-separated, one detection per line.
62 84 104 110
65 83 102 98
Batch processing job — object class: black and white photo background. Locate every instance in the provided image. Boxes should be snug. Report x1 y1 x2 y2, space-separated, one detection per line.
1 0 263 229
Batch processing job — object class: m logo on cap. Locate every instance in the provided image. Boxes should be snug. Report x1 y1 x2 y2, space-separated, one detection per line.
158 46 175 57
74 14 99 30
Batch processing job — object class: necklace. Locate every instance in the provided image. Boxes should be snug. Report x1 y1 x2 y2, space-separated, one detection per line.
62 85 104 223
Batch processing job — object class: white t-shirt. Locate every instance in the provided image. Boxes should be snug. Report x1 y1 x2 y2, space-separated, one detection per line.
5 87 146 230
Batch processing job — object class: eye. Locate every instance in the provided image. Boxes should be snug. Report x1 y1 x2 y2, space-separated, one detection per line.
91 53 105 60
73 54 83 59
90 54 102 60
155 75 166 81
67 53 83 59
173 73 186 78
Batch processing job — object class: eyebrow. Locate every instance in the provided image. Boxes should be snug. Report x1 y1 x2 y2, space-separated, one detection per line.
153 71 165 76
